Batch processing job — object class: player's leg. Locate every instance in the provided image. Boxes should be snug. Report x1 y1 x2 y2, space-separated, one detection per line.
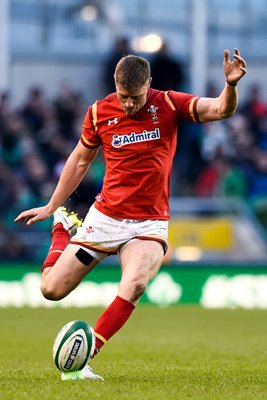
41 206 83 274
93 239 164 354
41 243 99 300
44 207 104 381
118 239 164 303
40 206 99 300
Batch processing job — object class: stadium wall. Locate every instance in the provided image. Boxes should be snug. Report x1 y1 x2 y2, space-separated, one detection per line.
10 60 106 107
1 263 267 309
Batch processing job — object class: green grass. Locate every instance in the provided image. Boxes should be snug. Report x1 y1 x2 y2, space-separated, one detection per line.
0 306 267 399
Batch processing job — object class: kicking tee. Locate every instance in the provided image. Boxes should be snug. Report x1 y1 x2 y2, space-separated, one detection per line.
80 88 200 220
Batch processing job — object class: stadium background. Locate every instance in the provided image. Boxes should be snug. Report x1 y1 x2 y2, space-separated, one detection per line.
1 0 267 308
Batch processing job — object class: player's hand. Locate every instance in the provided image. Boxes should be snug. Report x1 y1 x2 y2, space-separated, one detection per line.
14 206 53 226
224 48 247 86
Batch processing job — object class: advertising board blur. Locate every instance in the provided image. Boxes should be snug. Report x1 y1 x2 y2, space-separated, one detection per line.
1 264 267 309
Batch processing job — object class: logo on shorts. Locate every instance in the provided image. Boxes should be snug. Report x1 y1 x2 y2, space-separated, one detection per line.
86 226 94 234
112 128 160 148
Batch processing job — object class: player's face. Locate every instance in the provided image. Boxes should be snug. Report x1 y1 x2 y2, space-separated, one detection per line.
116 80 151 115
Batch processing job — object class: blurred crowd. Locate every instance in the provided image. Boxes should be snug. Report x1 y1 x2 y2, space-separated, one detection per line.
0 84 105 261
1 45 267 261
174 83 267 200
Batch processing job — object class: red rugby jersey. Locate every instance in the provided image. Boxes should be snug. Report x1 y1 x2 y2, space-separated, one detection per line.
80 88 200 220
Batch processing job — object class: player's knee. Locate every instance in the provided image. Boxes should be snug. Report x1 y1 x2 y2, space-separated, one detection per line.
41 282 65 301
130 282 146 303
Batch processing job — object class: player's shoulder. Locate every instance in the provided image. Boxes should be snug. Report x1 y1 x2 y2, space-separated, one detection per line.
149 87 164 99
93 92 118 114
98 92 117 105
149 87 184 101
149 87 178 110
90 92 121 127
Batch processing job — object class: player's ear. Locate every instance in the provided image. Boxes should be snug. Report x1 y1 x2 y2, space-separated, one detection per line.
146 78 152 90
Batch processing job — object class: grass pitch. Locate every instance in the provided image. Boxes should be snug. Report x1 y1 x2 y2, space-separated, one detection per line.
1 306 267 400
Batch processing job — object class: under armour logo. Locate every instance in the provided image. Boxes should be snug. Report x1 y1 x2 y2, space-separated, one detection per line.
108 117 118 125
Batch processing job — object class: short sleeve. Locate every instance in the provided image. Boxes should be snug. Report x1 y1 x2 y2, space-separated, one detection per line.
167 91 200 123
80 103 101 149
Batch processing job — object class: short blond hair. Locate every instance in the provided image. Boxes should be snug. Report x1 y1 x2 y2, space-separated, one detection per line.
114 55 151 90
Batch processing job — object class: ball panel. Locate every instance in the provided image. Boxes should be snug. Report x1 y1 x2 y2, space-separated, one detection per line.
53 320 75 364
53 320 95 372
88 327 96 359
56 330 87 372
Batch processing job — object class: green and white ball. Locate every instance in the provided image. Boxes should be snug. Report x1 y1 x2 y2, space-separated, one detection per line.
53 320 95 372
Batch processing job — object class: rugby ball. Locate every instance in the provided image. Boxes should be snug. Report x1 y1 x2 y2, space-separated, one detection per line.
53 320 95 372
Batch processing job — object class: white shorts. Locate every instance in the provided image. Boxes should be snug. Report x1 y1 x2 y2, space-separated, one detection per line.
70 204 168 261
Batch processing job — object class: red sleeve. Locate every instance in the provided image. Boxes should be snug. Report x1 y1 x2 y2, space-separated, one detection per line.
80 103 101 149
167 91 200 123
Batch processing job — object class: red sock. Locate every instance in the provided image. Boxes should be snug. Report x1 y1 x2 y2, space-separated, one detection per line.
93 296 135 355
41 223 70 271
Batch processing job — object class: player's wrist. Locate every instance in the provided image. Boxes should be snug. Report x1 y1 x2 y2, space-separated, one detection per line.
226 79 238 87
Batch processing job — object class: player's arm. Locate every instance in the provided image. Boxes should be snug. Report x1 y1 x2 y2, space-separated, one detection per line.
196 48 247 122
14 141 99 225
